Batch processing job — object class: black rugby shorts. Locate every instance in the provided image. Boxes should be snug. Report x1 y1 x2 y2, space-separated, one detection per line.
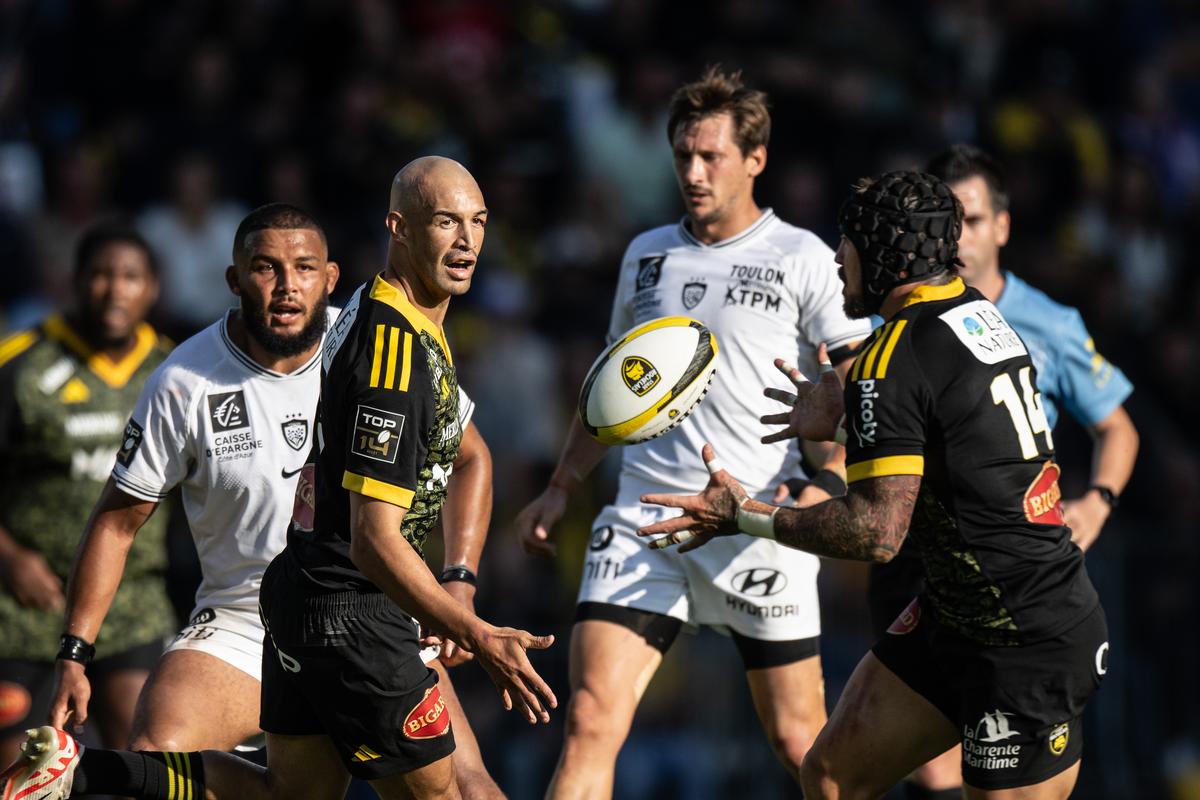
258 555 455 779
872 599 1108 790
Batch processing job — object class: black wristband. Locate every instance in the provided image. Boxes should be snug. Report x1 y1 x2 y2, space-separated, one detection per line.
1090 485 1119 510
809 469 848 498
439 566 478 587
57 634 95 666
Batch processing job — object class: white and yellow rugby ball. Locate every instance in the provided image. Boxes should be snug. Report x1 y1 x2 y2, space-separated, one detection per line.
579 316 718 446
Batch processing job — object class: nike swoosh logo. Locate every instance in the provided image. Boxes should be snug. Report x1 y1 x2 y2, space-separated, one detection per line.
282 466 305 479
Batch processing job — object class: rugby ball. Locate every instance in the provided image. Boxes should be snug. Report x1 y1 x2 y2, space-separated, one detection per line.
578 316 718 445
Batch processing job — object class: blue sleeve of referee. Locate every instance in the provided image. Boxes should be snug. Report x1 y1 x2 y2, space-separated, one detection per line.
1054 308 1133 428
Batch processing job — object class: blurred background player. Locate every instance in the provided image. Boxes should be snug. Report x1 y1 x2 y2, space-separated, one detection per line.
642 170 1108 799
1 158 556 800
862 145 1139 799
514 66 870 796
45 203 505 798
0 223 171 766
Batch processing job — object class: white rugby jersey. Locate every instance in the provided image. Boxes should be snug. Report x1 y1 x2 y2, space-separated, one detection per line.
607 210 871 501
113 308 478 613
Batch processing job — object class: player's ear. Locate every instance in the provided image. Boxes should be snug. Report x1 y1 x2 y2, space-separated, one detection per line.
994 209 1011 248
746 144 767 178
225 264 241 297
324 261 341 294
385 210 406 242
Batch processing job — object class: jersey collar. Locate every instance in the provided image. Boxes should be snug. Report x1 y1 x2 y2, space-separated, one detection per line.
899 276 966 309
368 275 453 364
678 208 776 249
218 311 322 379
43 314 158 388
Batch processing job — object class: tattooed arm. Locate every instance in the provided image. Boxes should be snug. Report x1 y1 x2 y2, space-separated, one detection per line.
639 443 919 563
738 475 918 562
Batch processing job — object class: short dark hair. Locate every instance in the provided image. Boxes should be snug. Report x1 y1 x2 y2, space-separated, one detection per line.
74 222 159 279
925 144 1009 212
667 65 771 156
232 203 327 262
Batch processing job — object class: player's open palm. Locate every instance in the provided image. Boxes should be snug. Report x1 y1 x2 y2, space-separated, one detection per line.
514 486 567 557
638 444 747 552
761 342 845 445
474 626 557 724
48 660 91 733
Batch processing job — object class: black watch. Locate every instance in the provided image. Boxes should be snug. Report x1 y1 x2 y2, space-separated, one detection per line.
57 634 96 666
1090 485 1119 510
439 565 478 587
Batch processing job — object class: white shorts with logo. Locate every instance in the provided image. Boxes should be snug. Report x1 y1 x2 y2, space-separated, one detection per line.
577 501 822 641
165 605 266 681
167 604 442 684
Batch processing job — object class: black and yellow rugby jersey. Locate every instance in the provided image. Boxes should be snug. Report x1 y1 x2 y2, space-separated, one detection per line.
844 277 1098 646
288 274 463 592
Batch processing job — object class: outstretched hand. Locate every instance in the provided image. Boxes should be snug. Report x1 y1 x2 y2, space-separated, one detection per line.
760 343 846 444
637 444 747 552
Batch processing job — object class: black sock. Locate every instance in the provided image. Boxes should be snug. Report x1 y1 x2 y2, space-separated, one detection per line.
74 749 205 799
902 784 961 800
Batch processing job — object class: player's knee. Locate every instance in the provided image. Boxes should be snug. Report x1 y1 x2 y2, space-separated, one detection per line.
563 686 627 749
763 716 819 772
798 751 838 800
129 732 182 752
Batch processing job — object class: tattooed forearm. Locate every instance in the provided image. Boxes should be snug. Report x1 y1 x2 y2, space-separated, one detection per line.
758 474 921 562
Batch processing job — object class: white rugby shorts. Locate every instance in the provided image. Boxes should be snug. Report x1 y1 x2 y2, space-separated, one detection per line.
165 605 266 681
577 501 822 641
167 604 441 683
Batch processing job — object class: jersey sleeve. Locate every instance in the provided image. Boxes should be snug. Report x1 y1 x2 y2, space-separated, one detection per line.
1053 309 1133 427
605 241 640 344
111 365 194 502
457 385 475 429
793 236 873 350
843 320 929 484
339 319 433 509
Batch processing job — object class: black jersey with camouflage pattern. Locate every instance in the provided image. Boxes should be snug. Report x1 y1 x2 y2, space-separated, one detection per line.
0 315 173 660
286 275 463 593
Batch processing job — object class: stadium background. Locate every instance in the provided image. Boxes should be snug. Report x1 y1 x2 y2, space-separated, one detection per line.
1 1 1198 797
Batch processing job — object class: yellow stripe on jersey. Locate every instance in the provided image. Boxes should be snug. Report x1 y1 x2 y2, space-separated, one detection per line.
370 325 386 387
849 328 881 382
369 275 453 365
900 276 965 309
399 332 413 392
847 455 925 483
384 326 400 389
0 330 37 368
343 471 416 508
873 320 908 379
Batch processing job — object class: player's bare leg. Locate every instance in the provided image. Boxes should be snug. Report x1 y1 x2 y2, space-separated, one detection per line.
962 762 1080 800
799 652 958 799
128 650 261 751
908 746 962 794
546 620 665 800
744 654 827 783
195 732 351 799
90 667 150 748
371 753 460 800
430 661 504 800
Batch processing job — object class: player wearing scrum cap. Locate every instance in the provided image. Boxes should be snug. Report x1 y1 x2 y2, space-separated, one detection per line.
642 170 1108 799
514 66 870 795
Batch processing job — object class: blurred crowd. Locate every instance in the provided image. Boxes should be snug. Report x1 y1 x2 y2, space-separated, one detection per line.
1 0 1198 797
